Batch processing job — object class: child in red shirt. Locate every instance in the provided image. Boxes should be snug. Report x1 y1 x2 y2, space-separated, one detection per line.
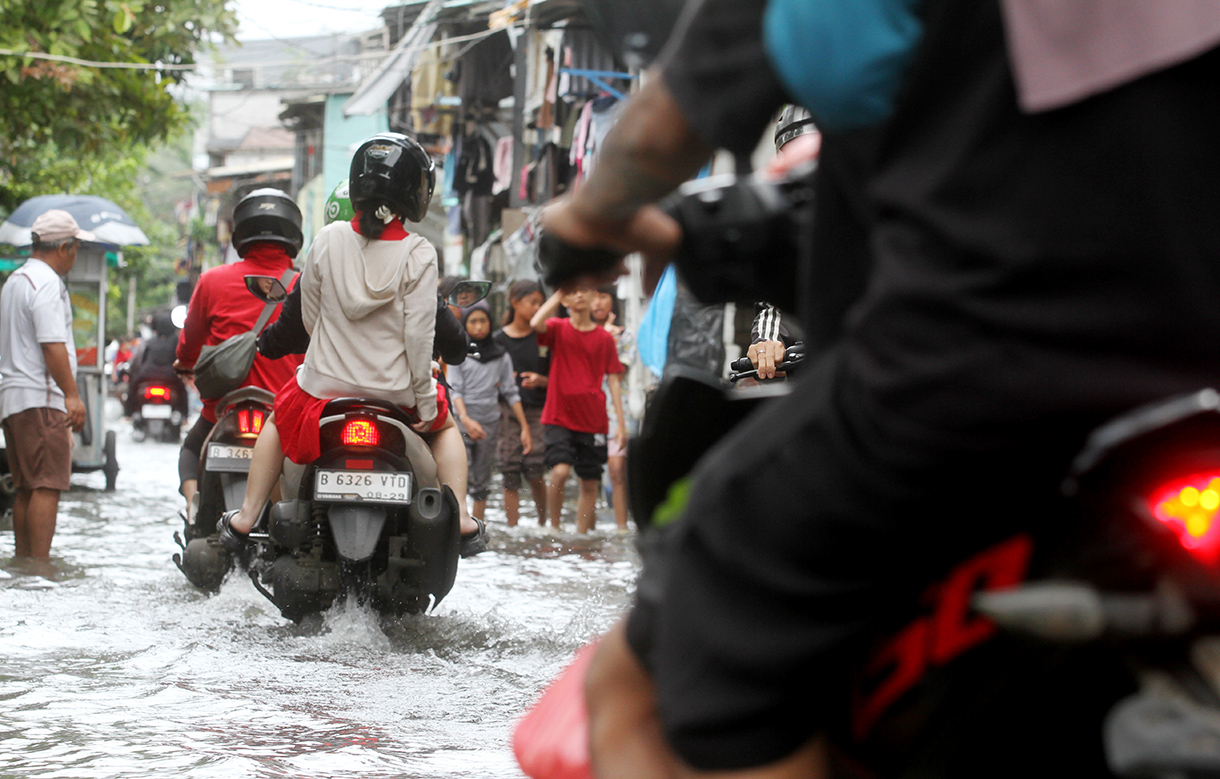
530 285 626 533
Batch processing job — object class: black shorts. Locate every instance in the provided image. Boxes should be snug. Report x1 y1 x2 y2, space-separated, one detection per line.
543 424 607 480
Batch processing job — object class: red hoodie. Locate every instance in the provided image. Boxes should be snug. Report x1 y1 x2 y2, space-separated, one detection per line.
176 243 304 422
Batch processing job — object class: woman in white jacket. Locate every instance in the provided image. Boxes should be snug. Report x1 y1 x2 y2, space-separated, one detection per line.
223 133 486 557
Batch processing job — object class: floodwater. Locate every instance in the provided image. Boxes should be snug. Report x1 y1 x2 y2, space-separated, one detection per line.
0 400 639 778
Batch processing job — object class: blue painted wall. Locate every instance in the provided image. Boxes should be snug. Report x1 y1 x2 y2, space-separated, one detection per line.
324 94 388 196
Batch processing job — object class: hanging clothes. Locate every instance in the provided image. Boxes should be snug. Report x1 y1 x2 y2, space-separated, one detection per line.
582 95 623 178
454 132 495 197
493 136 514 195
453 30 515 109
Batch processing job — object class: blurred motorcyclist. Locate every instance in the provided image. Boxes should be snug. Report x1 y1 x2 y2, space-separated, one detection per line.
540 1 1220 777
123 311 187 420
175 188 305 518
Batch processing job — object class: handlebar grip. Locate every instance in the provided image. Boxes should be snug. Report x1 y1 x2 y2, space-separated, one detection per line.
538 233 624 288
730 356 754 372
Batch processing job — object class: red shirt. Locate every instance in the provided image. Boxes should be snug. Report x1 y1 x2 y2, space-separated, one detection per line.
176 243 304 422
538 317 623 434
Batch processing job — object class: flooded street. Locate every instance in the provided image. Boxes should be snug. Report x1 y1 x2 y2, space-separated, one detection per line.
0 400 639 778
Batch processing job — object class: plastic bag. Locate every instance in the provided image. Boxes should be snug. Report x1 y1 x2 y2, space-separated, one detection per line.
513 641 599 779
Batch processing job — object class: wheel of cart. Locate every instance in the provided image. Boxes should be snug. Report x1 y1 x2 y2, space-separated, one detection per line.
102 430 119 492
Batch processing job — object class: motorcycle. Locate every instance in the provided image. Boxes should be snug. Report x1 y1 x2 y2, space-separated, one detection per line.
236 276 491 623
518 185 1220 774
173 384 276 592
129 380 185 443
521 348 1220 778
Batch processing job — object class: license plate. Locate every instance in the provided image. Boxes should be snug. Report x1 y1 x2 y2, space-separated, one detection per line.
142 404 172 419
208 443 253 461
314 470 412 504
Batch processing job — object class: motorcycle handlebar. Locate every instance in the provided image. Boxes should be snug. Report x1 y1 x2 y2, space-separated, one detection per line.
730 344 805 375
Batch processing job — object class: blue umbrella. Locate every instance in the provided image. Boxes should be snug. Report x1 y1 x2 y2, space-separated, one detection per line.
0 194 149 247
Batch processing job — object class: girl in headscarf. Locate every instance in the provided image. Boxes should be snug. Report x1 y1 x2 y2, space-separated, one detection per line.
449 300 532 526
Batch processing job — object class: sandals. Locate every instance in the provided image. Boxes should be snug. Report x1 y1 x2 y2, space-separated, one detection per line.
460 517 488 558
216 509 249 554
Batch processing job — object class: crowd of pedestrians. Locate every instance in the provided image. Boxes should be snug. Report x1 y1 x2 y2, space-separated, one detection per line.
446 278 632 533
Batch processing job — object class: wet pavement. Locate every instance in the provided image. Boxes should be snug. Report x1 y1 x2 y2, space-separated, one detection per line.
0 400 639 778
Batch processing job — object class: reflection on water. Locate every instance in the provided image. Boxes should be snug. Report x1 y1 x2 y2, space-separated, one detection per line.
1 403 639 778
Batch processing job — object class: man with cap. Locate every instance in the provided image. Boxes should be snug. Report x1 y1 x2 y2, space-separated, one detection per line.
0 209 90 563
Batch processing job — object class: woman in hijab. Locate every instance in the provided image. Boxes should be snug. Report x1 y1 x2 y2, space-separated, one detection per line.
448 300 532 526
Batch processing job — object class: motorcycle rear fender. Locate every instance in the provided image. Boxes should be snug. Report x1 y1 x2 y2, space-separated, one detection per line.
220 473 248 513
328 504 388 562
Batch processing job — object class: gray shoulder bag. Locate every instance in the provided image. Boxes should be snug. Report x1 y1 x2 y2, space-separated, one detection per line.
193 268 296 399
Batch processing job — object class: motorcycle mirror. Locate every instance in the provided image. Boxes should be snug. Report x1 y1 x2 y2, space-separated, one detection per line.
245 275 289 304
447 280 492 307
170 305 188 329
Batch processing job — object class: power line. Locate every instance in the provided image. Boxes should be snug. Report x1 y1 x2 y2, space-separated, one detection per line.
0 28 505 74
275 0 386 14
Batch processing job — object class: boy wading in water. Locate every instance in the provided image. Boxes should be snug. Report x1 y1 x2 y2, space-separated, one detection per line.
494 280 550 526
531 285 626 533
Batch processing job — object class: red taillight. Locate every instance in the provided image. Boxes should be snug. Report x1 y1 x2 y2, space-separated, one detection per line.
237 408 265 438
341 419 380 447
143 386 170 400
1149 470 1220 561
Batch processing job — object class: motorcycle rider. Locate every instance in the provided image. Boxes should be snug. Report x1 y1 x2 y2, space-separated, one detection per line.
746 106 816 381
540 0 1220 777
175 189 305 519
123 311 188 421
221 132 487 557
257 180 472 369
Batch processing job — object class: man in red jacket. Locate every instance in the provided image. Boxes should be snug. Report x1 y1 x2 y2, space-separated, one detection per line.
175 189 305 517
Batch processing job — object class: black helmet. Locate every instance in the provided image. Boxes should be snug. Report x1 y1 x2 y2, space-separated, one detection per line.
232 188 304 258
774 105 818 152
151 311 177 337
349 133 435 223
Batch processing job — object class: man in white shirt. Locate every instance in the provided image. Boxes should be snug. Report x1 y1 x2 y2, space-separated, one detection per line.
0 210 90 562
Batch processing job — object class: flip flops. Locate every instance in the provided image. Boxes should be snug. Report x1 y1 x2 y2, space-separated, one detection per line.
216 509 249 554
460 517 488 558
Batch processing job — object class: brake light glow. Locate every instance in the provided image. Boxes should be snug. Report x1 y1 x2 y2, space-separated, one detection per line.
144 386 170 400
1149 470 1220 561
341 419 380 447
237 409 265 438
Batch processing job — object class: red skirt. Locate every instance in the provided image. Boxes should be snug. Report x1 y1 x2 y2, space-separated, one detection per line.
273 376 450 464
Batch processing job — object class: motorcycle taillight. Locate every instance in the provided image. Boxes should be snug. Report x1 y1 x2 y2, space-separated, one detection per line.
238 408 265 438
341 419 380 447
144 386 170 400
1149 469 1220 562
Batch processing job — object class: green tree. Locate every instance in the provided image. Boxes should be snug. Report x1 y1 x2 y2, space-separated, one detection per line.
0 0 237 213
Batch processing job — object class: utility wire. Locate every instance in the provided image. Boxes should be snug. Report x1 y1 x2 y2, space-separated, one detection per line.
0 28 505 74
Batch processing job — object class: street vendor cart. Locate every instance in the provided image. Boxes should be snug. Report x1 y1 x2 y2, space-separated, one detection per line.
0 195 150 494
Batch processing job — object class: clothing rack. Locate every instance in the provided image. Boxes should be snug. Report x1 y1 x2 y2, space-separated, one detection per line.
557 68 637 100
